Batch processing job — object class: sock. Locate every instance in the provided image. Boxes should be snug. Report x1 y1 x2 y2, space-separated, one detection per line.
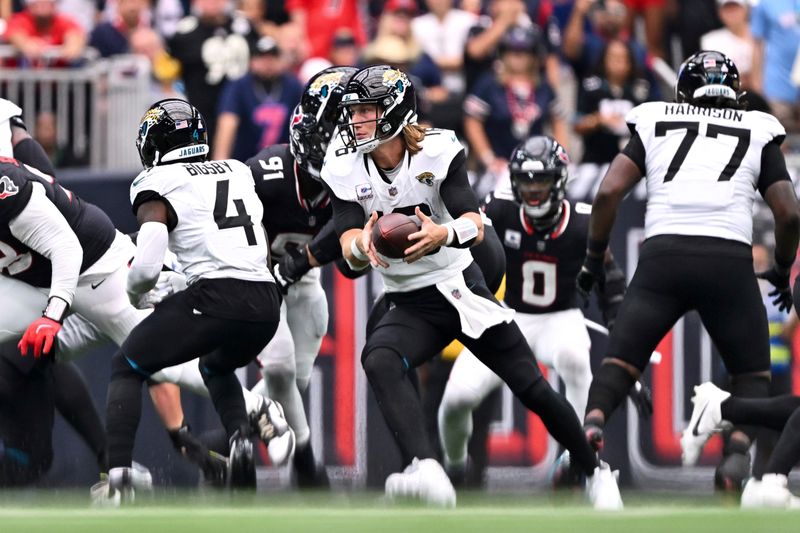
106 375 144 469
362 348 435 464
265 367 311 447
437 380 477 468
516 378 599 477
764 407 800 476
720 395 800 431
585 362 637 424
53 362 107 471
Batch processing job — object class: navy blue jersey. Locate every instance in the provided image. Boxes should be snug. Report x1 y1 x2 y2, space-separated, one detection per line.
0 158 115 287
483 192 589 314
245 144 332 258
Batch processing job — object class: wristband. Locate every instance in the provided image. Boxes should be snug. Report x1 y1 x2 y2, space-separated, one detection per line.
43 296 69 323
443 218 479 248
350 237 368 262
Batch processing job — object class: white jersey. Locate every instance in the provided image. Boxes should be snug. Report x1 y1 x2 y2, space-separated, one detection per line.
322 129 473 293
0 98 22 157
130 159 273 285
628 102 786 244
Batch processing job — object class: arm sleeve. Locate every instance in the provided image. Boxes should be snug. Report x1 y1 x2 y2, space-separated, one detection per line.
9 182 82 305
621 132 647 175
127 221 169 295
307 218 343 266
440 150 479 218
13 137 57 177
758 139 791 197
325 183 366 236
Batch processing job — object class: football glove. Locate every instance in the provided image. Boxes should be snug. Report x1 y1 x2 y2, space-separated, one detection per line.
273 247 312 294
19 316 61 358
133 270 187 309
756 266 792 312
576 254 605 305
628 380 653 419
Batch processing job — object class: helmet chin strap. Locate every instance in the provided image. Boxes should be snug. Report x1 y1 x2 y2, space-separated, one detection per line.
524 200 563 231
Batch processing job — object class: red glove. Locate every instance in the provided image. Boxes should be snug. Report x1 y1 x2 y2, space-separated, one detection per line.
18 317 62 358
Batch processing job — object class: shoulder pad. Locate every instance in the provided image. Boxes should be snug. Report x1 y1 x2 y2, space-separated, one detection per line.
750 111 787 143
575 202 592 215
582 76 602 91
130 166 182 204
175 16 198 34
625 101 659 128
321 138 361 201
0 98 22 124
419 129 464 160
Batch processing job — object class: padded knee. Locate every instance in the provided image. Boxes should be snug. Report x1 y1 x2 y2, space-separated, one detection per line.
585 362 637 421
361 347 407 383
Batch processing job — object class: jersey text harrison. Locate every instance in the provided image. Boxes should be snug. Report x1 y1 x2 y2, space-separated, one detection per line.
663 104 743 121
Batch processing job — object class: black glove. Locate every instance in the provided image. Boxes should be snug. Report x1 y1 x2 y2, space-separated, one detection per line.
756 264 792 312
576 254 605 305
273 246 312 294
628 380 653 419
168 424 227 486
599 263 626 330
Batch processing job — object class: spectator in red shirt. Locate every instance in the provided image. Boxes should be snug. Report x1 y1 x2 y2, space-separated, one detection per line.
286 0 366 61
6 0 87 67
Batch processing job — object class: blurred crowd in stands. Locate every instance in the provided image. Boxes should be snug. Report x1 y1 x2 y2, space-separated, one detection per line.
0 0 797 198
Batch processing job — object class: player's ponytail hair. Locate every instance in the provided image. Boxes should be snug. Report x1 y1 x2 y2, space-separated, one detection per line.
402 123 428 155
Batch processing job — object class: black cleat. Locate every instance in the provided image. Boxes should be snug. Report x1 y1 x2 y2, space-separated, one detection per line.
550 451 587 490
294 442 330 488
228 429 256 489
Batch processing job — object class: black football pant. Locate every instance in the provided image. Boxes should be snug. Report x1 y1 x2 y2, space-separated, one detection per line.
106 285 279 469
362 262 599 476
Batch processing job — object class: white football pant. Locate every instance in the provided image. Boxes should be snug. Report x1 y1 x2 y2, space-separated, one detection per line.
438 308 592 467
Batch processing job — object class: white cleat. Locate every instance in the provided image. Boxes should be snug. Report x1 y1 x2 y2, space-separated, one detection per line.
385 458 456 508
90 463 153 507
586 462 624 511
680 382 730 466
741 474 800 509
253 397 296 466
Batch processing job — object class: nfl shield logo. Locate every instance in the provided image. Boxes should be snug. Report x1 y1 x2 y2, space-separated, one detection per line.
389 186 398 196
451 289 462 300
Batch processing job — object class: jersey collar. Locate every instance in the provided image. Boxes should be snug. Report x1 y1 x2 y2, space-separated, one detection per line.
519 199 570 239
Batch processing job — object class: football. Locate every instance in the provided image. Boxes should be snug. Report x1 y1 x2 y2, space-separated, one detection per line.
371 213 420 259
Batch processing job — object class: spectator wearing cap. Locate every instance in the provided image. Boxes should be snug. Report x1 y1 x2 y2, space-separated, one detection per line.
213 36 303 161
751 0 800 131
286 0 366 63
411 0 477 96
89 0 149 57
464 0 561 92
464 24 568 196
6 0 87 67
700 0 754 88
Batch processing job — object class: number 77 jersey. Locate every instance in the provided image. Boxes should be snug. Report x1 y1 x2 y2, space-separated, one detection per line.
130 159 273 285
626 101 787 245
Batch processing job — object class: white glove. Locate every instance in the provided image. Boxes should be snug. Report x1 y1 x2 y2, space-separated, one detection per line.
130 270 187 309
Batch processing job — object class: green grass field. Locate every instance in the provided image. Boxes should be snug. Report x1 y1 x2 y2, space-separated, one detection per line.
0 491 798 533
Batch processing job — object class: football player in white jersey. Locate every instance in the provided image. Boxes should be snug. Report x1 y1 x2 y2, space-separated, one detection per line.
322 65 623 509
575 51 800 476
100 99 284 502
437 136 636 484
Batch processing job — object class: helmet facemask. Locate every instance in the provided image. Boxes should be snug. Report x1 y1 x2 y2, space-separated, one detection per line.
511 167 567 231
339 100 402 154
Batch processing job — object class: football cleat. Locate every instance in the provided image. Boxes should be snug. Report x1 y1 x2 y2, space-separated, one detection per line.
293 442 330 489
550 450 587 490
586 462 624 511
251 396 296 466
680 382 730 466
228 429 256 489
714 439 751 493
741 474 800 509
91 463 153 507
385 458 456 508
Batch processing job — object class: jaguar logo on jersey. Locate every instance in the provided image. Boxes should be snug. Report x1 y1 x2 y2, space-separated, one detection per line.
356 183 373 200
415 172 435 186
382 69 409 93
504 229 521 249
0 176 19 199
308 71 345 98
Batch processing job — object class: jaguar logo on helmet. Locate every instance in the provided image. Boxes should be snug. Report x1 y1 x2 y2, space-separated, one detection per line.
382 69 408 93
308 71 346 98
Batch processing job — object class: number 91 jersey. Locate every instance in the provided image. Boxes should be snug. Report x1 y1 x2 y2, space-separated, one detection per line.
483 190 590 314
130 159 272 286
626 101 786 245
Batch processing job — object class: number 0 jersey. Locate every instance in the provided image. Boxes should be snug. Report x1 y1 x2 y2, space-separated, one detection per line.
322 129 473 293
130 159 272 286
483 189 589 314
625 102 787 245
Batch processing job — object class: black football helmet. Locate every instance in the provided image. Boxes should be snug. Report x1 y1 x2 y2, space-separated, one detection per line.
508 135 569 231
289 66 357 178
675 51 741 108
136 99 208 169
338 64 417 154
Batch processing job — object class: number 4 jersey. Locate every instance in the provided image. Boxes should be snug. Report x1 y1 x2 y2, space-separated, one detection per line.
625 102 788 245
482 190 590 314
130 159 273 285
